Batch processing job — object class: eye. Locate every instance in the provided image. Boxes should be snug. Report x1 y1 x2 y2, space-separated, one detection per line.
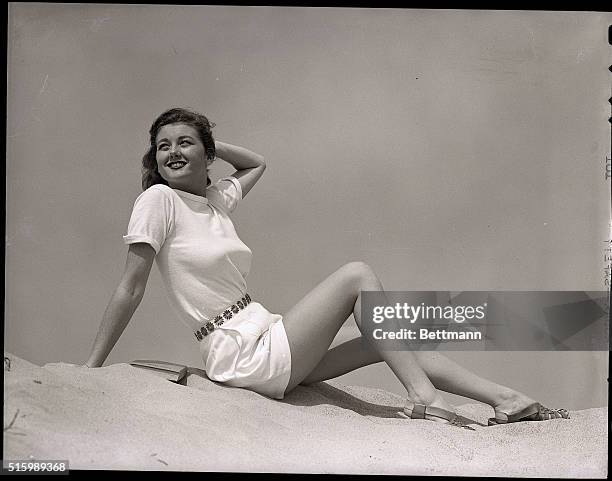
157 144 169 151
180 140 192 147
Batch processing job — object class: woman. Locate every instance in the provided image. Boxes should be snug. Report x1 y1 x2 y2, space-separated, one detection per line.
85 107 569 429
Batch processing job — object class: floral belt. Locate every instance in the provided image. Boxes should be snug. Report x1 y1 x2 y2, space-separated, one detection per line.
194 293 252 341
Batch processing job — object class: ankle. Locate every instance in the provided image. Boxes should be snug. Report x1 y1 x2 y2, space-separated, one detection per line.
406 392 450 411
492 388 534 410
495 388 519 403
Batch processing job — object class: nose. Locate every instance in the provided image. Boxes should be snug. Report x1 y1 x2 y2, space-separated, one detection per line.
168 147 181 160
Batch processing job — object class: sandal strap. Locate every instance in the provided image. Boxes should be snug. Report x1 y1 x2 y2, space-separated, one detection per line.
448 418 476 430
495 403 570 423
535 405 570 420
423 406 457 422
408 404 455 422
410 404 427 419
406 403 475 430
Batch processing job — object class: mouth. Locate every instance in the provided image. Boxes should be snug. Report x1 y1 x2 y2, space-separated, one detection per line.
166 160 188 170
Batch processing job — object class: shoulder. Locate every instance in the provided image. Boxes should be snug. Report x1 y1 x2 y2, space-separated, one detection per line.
129 184 178 218
207 176 242 196
206 177 243 214
124 184 176 253
143 183 175 197
133 184 176 204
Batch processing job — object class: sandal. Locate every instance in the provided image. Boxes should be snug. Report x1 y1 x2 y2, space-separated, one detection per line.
488 402 570 426
404 403 476 430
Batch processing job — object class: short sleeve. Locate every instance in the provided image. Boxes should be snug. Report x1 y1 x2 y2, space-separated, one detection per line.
122 185 174 254
206 176 243 214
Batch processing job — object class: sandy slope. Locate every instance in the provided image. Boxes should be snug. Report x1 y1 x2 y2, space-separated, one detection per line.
3 352 607 476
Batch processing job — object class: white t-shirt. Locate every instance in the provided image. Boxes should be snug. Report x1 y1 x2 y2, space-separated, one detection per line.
123 177 252 332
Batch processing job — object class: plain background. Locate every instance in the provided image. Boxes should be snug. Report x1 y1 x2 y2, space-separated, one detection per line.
6 5 610 409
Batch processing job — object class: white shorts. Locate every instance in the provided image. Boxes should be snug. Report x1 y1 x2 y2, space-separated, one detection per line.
198 302 292 399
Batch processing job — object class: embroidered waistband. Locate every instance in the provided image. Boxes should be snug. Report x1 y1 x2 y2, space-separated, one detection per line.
194 293 252 341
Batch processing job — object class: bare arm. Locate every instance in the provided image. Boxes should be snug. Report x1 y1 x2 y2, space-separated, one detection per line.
85 243 156 367
214 141 266 198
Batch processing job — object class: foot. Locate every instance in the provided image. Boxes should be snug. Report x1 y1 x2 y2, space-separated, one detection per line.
491 390 569 424
403 394 475 430
404 394 455 422
492 390 538 418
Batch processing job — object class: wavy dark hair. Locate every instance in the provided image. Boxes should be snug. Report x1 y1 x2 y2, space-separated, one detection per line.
141 107 216 191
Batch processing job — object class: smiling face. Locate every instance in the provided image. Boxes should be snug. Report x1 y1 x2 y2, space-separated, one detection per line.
155 123 209 195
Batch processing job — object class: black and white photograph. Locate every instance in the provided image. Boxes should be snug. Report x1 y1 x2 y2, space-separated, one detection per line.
4 4 610 477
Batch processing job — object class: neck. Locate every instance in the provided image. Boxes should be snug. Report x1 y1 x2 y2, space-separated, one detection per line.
170 180 207 197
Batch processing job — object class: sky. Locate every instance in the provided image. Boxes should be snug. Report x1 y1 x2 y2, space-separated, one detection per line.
6 5 611 409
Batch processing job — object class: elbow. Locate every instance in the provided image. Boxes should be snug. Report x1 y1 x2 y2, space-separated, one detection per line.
131 284 147 304
132 287 146 304
118 279 146 304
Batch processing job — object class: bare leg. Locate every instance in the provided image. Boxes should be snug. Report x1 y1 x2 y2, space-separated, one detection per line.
405 351 537 413
301 337 537 414
282 262 450 410
301 336 382 385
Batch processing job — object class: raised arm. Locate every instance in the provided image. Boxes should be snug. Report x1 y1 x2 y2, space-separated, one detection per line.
85 243 155 367
214 141 266 198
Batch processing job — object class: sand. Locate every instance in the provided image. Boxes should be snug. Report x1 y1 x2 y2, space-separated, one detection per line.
3 352 607 476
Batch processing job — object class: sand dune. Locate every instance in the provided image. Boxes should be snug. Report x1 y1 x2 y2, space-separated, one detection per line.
3 352 607 476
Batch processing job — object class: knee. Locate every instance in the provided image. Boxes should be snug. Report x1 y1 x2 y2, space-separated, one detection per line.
340 261 378 287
